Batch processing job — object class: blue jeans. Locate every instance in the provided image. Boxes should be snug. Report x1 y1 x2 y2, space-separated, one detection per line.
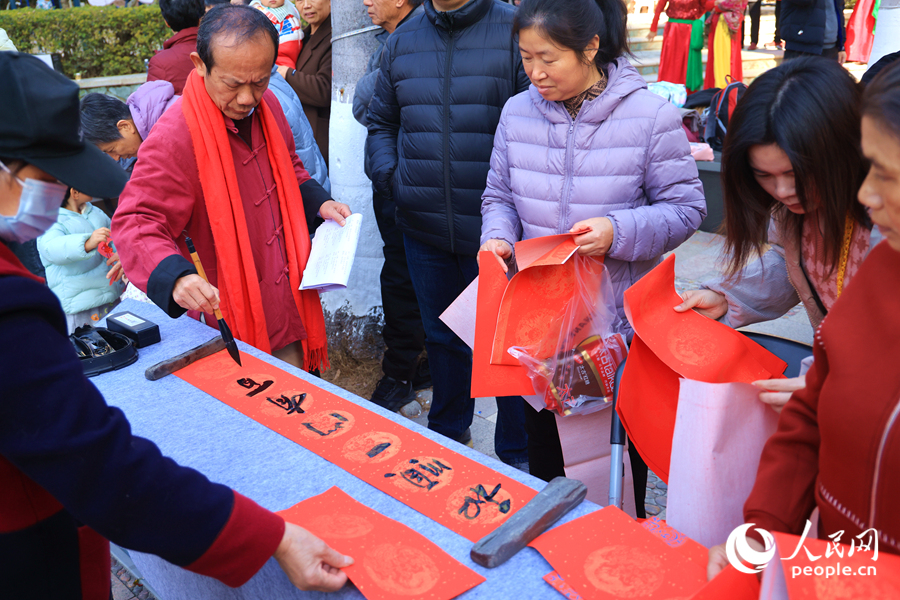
403 234 528 465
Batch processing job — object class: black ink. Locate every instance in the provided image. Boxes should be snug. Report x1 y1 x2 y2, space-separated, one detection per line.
457 483 510 519
367 442 392 458
384 473 396 478
236 377 274 397
302 412 348 436
266 393 306 415
401 468 439 490
418 459 452 478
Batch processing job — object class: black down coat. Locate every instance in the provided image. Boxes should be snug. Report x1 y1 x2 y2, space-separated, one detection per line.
781 0 845 54
366 0 529 256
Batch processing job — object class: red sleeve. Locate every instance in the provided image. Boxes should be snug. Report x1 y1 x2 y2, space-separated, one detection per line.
111 101 199 294
743 336 826 537
186 491 286 588
651 0 668 32
146 55 164 83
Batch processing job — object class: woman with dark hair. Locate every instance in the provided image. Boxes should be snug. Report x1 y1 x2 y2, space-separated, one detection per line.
708 60 900 577
677 57 875 411
480 0 706 500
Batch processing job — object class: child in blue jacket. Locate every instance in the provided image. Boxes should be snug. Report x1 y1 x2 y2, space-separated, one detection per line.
37 188 125 332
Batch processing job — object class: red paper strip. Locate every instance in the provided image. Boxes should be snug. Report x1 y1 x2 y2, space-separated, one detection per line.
543 571 585 600
515 234 578 270
641 516 709 567
175 350 536 541
491 261 575 366
278 487 485 600
768 531 900 599
693 565 760 599
617 255 787 482
472 251 536 397
529 506 707 599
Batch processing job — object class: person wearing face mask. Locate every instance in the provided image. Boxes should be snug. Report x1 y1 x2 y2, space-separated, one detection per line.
676 57 876 413
36 187 127 333
0 51 354 599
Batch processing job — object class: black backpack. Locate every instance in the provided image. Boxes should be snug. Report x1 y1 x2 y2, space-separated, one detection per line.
704 79 748 151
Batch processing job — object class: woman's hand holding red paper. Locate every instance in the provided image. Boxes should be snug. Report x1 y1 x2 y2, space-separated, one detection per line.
570 217 614 256
274 523 353 591
752 375 806 413
674 289 729 320
478 239 513 273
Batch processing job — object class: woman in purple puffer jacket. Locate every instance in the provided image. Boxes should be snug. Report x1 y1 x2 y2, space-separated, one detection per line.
480 0 706 489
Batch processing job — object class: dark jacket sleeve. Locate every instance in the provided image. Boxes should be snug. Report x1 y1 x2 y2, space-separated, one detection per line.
353 69 380 127
0 278 285 587
366 40 401 199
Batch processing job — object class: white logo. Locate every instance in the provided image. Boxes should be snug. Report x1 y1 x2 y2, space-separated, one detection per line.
726 523 777 574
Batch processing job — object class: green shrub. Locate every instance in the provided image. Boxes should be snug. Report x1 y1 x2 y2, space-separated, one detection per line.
0 5 169 78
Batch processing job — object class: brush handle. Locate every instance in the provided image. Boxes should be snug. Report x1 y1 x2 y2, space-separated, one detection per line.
184 237 224 320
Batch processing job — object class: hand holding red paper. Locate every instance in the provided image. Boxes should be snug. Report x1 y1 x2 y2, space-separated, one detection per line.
477 238 513 273
570 217 613 256
273 522 353 592
673 288 729 320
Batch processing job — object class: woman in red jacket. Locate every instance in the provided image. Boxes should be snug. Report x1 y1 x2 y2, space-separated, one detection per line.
707 60 900 578
648 0 711 92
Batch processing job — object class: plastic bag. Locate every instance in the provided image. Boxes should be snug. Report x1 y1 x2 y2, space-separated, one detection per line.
509 255 628 417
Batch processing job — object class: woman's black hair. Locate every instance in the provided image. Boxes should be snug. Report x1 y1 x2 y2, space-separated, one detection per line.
513 0 629 69
720 56 870 276
61 187 73 208
80 94 132 146
862 58 900 141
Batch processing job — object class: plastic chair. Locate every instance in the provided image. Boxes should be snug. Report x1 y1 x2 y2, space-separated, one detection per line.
607 332 813 511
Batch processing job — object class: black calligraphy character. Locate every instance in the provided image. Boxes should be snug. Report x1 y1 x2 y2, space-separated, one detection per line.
236 378 274 397
401 468 438 490
417 459 452 478
366 442 392 458
302 413 348 436
266 393 307 415
458 483 510 519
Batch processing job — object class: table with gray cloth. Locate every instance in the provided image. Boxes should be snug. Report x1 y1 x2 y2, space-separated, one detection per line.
93 300 600 599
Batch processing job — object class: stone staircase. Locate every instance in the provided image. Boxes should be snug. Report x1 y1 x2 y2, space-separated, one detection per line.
626 7 868 87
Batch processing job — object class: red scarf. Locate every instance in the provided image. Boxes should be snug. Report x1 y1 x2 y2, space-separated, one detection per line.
0 243 43 282
181 71 328 371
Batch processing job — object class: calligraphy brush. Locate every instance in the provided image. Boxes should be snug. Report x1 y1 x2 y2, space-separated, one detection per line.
184 237 242 367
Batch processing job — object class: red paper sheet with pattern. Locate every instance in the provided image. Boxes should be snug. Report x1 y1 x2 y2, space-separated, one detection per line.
175 350 537 541
529 506 707 599
617 254 787 482
278 487 485 600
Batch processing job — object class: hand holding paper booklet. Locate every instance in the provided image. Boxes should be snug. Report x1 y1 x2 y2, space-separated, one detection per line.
300 213 363 292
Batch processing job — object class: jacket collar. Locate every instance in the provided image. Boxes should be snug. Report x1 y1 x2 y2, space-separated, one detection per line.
0 242 43 282
424 0 491 32
163 26 198 50
528 57 647 124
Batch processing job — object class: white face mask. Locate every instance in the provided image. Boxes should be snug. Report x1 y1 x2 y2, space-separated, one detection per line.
0 160 68 244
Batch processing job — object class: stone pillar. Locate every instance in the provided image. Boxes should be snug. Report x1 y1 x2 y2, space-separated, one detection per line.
325 1 383 361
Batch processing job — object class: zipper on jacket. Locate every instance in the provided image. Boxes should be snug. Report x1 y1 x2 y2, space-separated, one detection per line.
443 26 456 253
557 115 577 235
868 391 900 531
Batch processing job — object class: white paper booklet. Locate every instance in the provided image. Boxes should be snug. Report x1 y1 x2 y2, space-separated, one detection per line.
299 213 363 292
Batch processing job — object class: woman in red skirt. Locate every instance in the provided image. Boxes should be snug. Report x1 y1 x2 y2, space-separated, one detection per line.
648 0 711 92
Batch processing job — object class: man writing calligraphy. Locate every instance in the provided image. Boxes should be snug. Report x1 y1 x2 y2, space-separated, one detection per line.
114 5 350 371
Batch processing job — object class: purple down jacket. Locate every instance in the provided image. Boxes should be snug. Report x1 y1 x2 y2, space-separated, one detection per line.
481 57 707 321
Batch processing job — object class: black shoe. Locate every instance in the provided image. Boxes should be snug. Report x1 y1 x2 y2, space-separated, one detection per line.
452 427 473 448
412 356 432 390
370 375 415 412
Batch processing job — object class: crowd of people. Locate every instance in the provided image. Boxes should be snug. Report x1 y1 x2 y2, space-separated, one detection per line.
1 0 899 596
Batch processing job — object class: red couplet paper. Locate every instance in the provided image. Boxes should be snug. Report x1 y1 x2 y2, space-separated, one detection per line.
278 487 485 600
763 531 900 599
175 350 536 541
543 571 584 600
472 251 537 397
515 234 578 271
693 566 760 600
617 254 787 482
529 506 707 599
